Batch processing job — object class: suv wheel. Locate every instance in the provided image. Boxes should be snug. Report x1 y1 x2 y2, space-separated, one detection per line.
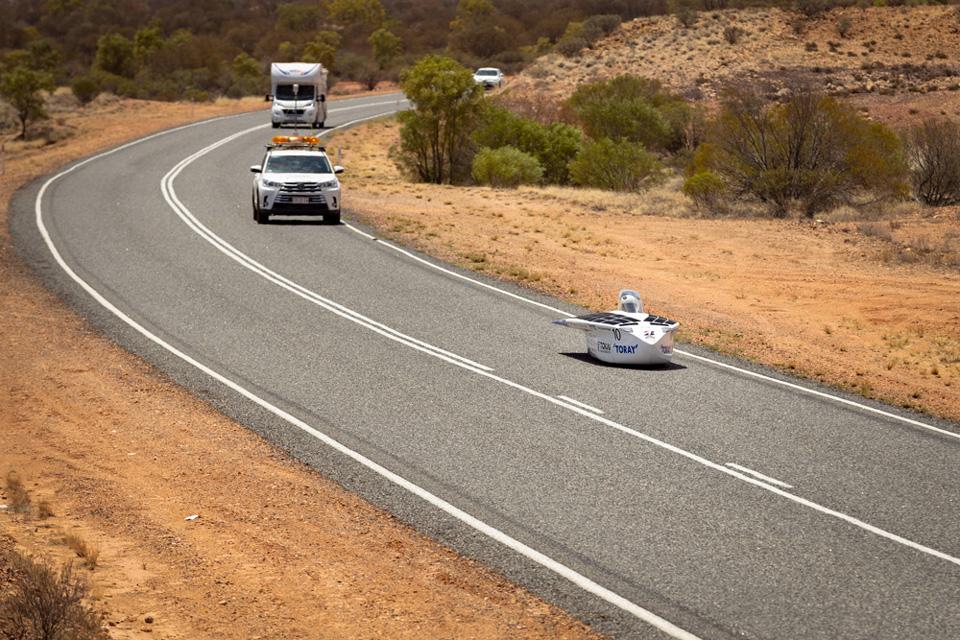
325 210 341 225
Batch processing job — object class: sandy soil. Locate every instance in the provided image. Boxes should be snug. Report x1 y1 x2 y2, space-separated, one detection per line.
329 119 960 422
0 95 597 638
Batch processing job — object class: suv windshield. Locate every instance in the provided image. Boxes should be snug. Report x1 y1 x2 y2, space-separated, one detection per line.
476 69 498 76
275 84 316 100
265 154 332 174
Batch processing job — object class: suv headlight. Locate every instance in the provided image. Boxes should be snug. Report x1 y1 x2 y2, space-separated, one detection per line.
262 179 282 188
318 180 338 189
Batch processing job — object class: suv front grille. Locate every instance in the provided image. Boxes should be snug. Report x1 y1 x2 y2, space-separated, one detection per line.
280 183 324 193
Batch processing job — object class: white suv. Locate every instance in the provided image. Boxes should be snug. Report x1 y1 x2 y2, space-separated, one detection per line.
250 136 344 225
473 67 504 89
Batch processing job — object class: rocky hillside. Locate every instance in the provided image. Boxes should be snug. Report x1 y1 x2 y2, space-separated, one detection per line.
514 5 960 118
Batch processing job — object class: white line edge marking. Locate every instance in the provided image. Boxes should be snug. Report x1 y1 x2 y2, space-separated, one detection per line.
161 111 960 570
35 105 700 640
725 463 793 490
557 395 604 415
341 231 960 443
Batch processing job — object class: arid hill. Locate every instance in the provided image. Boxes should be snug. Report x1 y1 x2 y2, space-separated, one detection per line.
513 6 960 123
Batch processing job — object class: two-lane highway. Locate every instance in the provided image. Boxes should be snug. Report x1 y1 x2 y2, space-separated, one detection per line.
13 94 960 639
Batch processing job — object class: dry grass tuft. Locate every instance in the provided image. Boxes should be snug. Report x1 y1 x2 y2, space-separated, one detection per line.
36 500 55 520
5 471 32 518
0 550 104 639
61 533 100 570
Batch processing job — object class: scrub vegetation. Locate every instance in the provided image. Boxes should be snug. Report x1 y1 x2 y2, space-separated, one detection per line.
0 550 104 640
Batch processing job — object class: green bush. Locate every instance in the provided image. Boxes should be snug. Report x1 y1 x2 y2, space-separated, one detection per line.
70 75 100 104
395 55 485 184
583 14 622 36
555 36 589 57
568 138 661 191
472 146 544 187
566 74 692 152
683 171 727 210
473 105 581 184
696 85 909 216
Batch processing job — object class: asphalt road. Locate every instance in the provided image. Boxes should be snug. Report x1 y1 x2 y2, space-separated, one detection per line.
12 93 960 639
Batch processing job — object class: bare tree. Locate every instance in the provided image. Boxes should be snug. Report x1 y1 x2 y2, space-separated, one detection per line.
905 119 960 206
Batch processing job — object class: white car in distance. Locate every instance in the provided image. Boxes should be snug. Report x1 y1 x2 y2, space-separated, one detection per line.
473 67 504 89
250 136 344 225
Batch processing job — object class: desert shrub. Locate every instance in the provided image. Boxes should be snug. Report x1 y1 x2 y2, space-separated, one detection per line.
395 55 484 184
5 472 31 517
836 16 853 38
672 0 699 28
723 25 745 44
696 85 909 216
566 74 692 152
569 138 661 191
905 119 960 206
683 170 727 210
556 14 620 57
70 75 100 104
472 146 544 187
583 14 622 37
795 0 829 17
556 37 589 57
0 552 104 640
473 105 581 184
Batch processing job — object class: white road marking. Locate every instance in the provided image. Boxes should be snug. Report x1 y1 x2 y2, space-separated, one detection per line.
158 116 960 573
33 98 960 640
162 117 494 374
343 227 960 443
725 463 793 490
557 395 604 415
37 104 702 640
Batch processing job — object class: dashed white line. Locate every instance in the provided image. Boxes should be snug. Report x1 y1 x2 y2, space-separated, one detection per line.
557 395 604 415
343 224 960 443
725 463 793 490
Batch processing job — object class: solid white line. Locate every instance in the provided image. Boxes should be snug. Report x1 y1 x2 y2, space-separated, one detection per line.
161 117 494 374
725 463 793 490
37 106 702 640
557 395 604 415
160 118 960 572
344 229 959 443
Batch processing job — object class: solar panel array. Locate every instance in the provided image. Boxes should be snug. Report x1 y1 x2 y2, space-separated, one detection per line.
575 312 678 327
576 312 640 326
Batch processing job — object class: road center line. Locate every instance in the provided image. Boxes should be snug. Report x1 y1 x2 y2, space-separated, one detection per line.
342 226 959 443
160 109 960 575
725 463 793 489
557 395 604 415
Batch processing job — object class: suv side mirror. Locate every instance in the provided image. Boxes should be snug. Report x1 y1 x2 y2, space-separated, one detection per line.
264 94 272 102
319 94 326 103
250 165 261 173
333 165 344 174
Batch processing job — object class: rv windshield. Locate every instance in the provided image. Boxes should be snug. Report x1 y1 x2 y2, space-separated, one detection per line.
275 84 315 100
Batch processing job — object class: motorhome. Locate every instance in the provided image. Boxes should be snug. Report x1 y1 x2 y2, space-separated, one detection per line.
270 62 328 129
